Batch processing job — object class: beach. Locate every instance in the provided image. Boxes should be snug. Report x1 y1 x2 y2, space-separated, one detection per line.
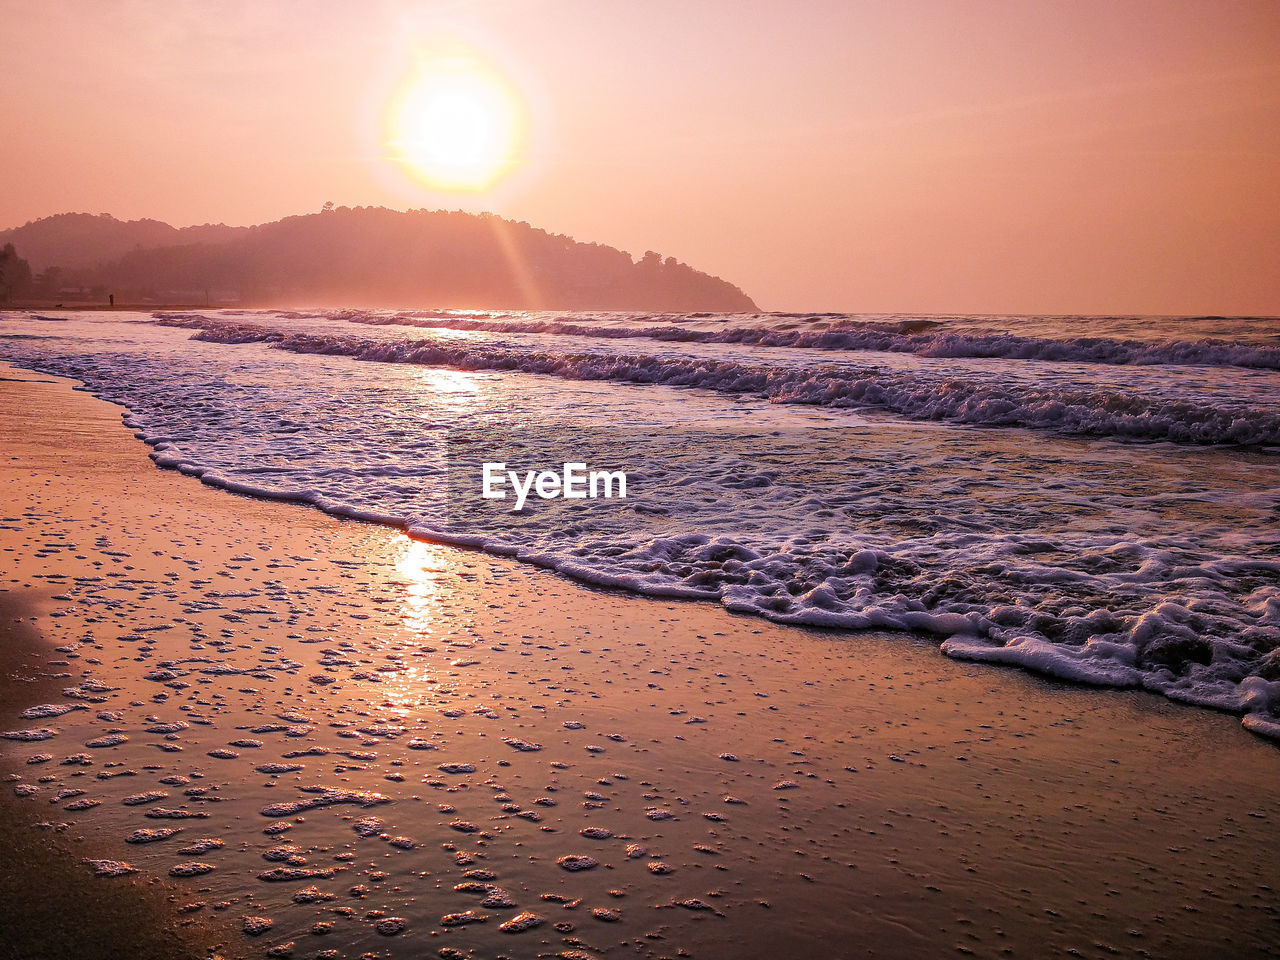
5 2 1279 955
2 365 1278 960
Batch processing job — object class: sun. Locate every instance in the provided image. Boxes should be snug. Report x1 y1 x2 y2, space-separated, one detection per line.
387 56 524 192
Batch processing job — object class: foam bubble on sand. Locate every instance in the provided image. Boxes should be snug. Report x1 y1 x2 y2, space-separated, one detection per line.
122 791 168 805
21 704 86 720
85 734 128 748
480 887 517 908
282 747 328 759
440 911 487 927
126 828 180 844
257 868 337 882
178 838 224 854
144 721 189 734
260 787 390 817
146 807 209 819
438 762 475 774
262 845 304 863
84 859 138 877
242 917 273 936
502 737 541 752
169 862 216 877
256 763 304 774
557 855 599 871
499 911 544 933
292 886 334 904
3 728 59 741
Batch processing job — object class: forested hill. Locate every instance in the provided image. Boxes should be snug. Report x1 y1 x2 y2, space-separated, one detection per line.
0 208 758 311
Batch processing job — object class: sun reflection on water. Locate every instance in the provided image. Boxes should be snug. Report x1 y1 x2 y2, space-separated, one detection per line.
394 536 450 637
375 535 463 709
414 366 482 396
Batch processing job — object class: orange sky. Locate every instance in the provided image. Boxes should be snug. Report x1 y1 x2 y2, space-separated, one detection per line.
3 0 1278 314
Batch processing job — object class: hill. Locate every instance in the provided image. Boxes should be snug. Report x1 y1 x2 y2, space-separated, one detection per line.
0 208 757 312
0 213 247 272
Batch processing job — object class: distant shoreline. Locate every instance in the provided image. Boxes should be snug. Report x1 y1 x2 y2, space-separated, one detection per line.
5 301 1280 321
4 301 219 312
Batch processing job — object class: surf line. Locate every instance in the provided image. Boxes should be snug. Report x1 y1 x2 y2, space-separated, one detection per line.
482 462 627 511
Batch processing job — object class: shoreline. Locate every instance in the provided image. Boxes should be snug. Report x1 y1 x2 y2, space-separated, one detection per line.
1 368 1278 958
11 343 1278 744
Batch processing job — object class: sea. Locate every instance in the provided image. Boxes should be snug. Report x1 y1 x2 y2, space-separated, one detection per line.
2 308 1278 739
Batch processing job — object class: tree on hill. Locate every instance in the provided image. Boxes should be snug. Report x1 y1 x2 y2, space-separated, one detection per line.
0 243 33 302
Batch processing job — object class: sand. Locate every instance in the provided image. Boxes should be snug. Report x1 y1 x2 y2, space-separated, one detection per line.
0 365 1277 960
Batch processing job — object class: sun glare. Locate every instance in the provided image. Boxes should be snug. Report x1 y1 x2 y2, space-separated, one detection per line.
387 57 524 192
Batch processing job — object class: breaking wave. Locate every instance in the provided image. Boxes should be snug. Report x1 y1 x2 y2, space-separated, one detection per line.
162 316 1280 446
336 311 1280 370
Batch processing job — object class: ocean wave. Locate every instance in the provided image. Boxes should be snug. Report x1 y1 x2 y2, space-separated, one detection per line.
162 317 1280 446
331 311 1280 370
5 311 1279 742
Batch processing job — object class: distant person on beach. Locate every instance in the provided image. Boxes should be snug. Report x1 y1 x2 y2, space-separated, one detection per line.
109 293 114 306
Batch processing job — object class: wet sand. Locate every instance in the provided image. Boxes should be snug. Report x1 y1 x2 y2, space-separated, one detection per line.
1 366 1277 960
0 572 233 960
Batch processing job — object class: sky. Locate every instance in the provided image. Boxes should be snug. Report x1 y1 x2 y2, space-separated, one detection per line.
2 0 1278 314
